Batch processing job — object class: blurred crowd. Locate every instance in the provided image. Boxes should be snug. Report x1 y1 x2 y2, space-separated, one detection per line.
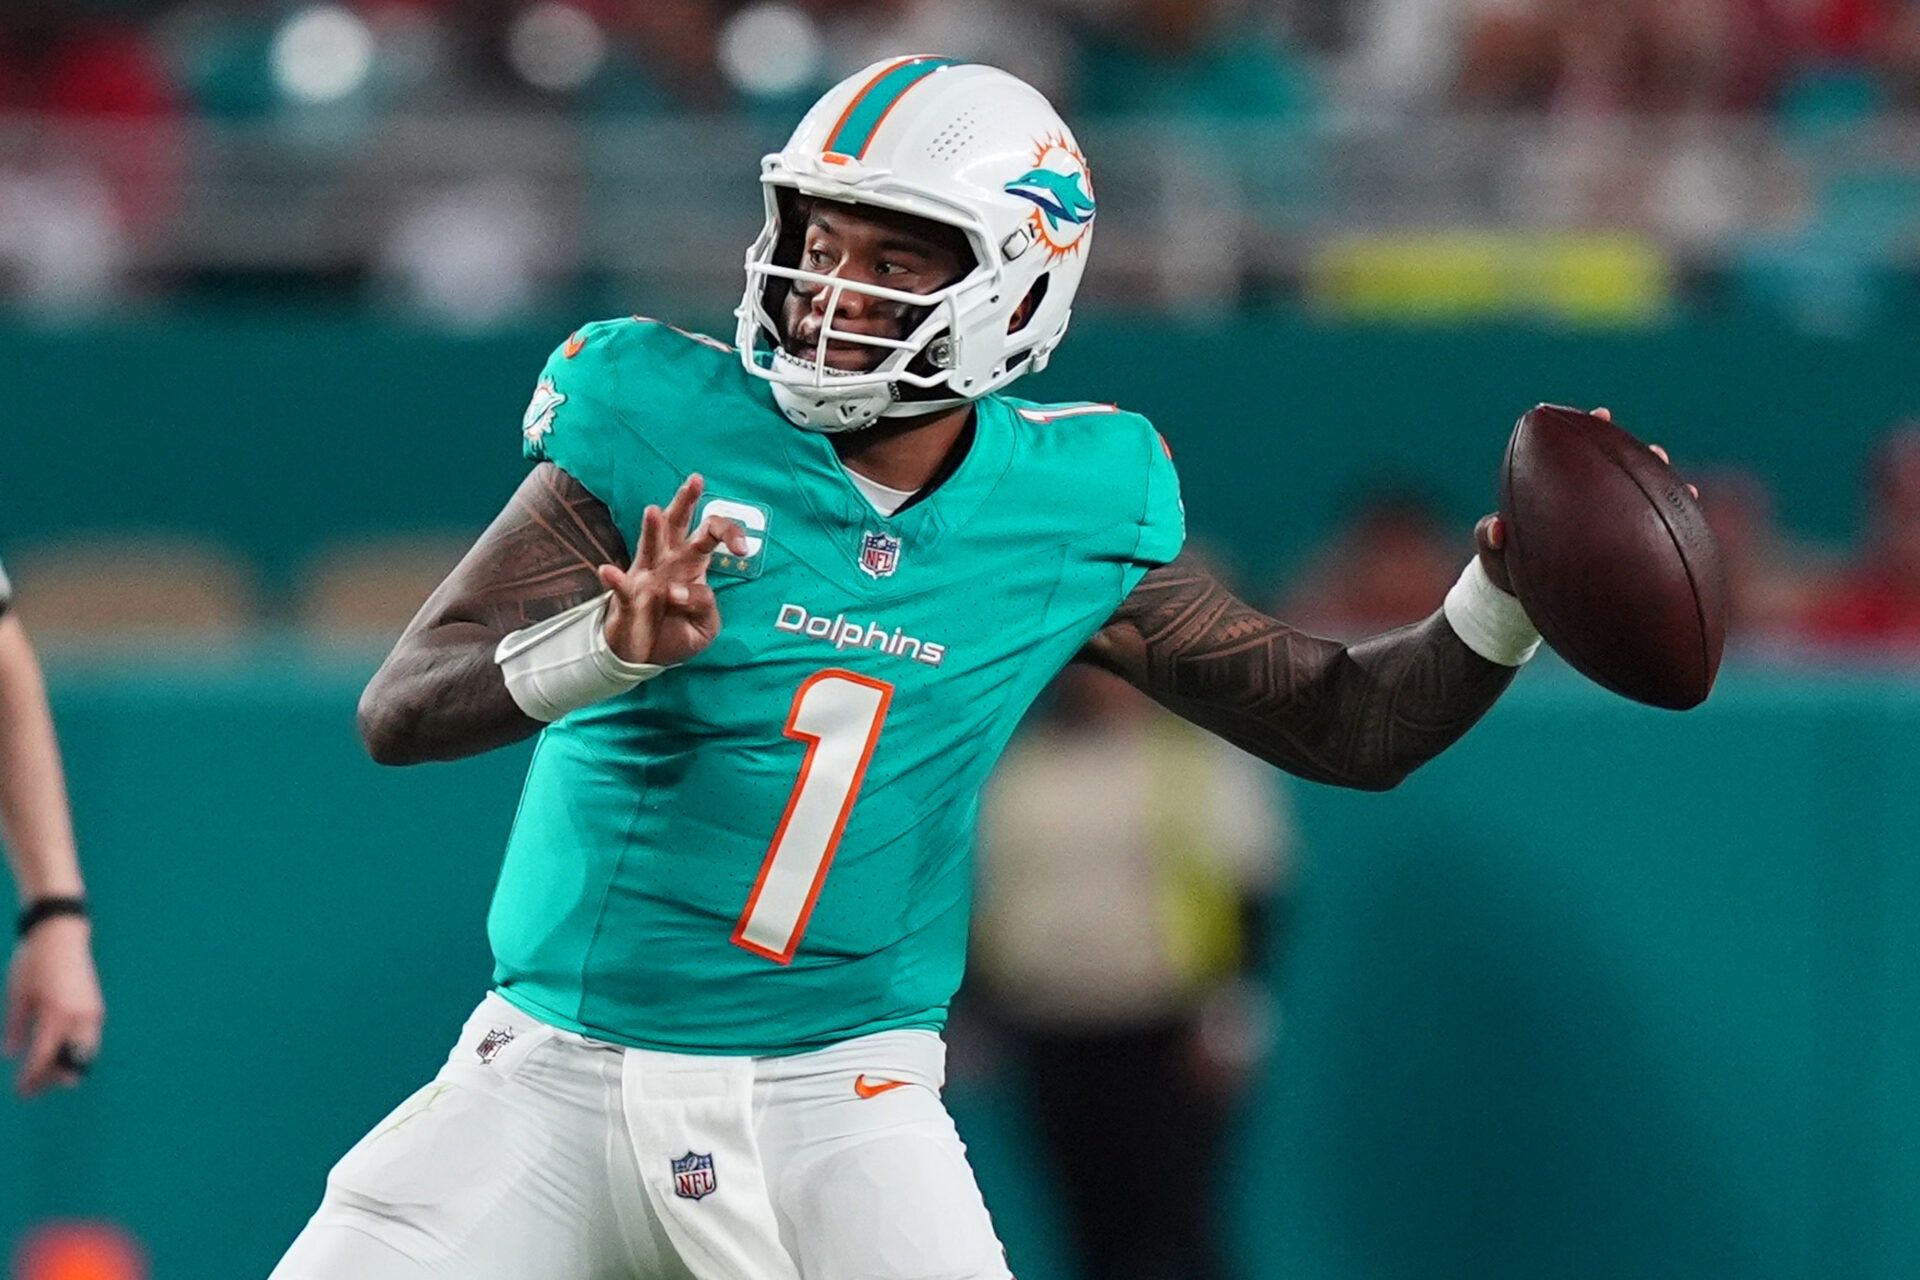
1283 419 1920 660
1352 0 1920 116
7 0 1920 124
3 0 1920 317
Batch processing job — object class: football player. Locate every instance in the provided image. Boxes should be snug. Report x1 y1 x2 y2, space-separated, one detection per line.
0 558 104 1098
273 58 1547 1279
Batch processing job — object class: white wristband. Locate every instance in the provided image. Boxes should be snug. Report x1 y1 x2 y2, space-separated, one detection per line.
495 593 669 722
1443 557 1541 666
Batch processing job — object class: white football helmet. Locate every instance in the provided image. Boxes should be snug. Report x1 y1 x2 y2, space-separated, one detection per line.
736 56 1096 432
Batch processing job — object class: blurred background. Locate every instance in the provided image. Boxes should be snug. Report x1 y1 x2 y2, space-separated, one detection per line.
4 0 1920 1277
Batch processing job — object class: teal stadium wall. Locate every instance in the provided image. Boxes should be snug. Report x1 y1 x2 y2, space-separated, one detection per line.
2 663 1918 1279
4 314 1920 1277
2 312 1916 582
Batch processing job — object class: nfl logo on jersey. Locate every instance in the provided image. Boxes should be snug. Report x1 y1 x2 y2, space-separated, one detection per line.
858 530 902 579
671 1151 717 1201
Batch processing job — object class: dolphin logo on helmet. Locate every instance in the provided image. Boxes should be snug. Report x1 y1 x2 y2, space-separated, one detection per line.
736 57 1098 434
1003 169 1096 231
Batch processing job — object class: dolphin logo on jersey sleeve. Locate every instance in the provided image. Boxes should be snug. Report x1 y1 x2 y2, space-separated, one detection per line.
522 378 565 445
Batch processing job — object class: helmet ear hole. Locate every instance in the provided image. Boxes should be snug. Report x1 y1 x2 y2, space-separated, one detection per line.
1009 274 1050 335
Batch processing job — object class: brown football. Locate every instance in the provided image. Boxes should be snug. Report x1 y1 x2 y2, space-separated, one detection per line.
1498 404 1728 710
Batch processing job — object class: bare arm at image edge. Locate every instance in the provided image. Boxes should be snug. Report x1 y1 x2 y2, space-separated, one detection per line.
0 575 106 1097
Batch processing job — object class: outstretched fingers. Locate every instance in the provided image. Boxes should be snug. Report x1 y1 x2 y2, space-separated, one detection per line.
603 475 736 603
638 504 667 570
661 473 706 544
601 507 660 596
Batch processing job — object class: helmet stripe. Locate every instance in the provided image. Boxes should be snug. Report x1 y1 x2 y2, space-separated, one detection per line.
823 56 960 162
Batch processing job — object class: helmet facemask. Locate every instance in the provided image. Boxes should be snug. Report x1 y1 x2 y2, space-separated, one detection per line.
738 186 1034 433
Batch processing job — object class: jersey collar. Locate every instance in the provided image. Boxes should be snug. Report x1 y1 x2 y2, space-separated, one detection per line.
776 396 1016 589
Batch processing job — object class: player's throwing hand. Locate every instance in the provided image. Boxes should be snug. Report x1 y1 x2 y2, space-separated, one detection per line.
598 474 749 666
1471 407 1697 595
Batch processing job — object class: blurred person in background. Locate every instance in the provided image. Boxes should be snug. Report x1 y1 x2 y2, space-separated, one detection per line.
816 0 1075 106
378 174 575 324
0 557 104 1098
1063 0 1323 119
1455 0 1789 240
0 2 182 307
1276 486 1460 641
1694 465 1827 647
1342 0 1479 113
1781 0 1910 73
1737 0 1920 330
612 0 733 112
1801 421 1920 651
1047 0 1325 304
974 663 1289 1280
1454 0 1785 114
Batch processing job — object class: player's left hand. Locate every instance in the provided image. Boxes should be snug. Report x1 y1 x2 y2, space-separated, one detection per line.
4 917 104 1097
1474 407 1698 595
598 473 750 667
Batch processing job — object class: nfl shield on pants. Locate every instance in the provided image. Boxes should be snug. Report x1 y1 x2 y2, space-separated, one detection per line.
672 1151 718 1201
270 993 1013 1279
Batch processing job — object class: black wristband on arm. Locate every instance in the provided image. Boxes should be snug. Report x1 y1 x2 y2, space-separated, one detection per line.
16 896 87 938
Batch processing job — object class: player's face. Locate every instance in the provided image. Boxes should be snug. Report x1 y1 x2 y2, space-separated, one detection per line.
781 202 971 373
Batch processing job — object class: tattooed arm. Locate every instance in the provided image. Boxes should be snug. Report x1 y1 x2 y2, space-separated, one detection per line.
1080 549 1519 791
356 464 627 765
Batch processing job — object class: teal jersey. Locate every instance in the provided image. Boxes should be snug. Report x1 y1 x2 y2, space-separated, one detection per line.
491 317 1184 1054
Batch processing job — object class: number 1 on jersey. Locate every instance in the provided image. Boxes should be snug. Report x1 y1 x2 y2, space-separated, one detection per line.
732 670 894 964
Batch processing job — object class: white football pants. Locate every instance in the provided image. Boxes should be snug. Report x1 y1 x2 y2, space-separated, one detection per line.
271 992 1012 1280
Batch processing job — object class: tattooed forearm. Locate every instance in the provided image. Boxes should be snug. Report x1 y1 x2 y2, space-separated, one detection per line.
1082 556 1517 790
356 464 628 765
436 462 628 632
